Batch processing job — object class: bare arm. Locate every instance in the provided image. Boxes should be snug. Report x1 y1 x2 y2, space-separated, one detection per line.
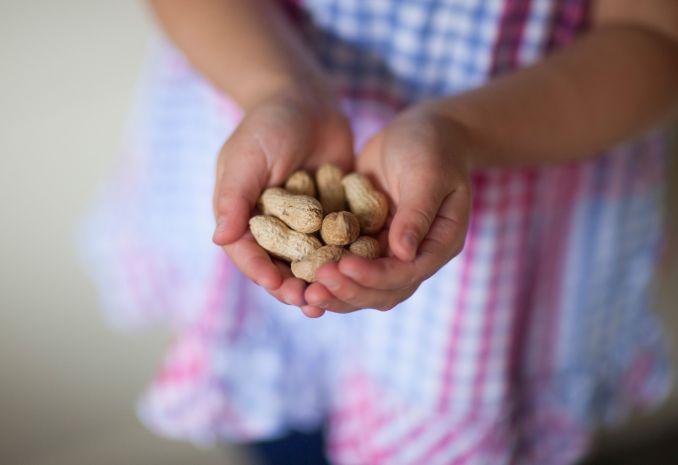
433 0 678 167
307 1 678 313
148 0 331 110
149 1 355 311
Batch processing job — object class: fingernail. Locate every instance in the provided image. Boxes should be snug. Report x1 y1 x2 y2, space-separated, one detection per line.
212 217 226 240
405 231 418 248
343 268 361 281
404 231 418 257
324 279 339 290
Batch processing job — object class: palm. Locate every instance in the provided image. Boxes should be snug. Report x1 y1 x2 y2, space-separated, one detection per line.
212 95 355 310
303 108 472 313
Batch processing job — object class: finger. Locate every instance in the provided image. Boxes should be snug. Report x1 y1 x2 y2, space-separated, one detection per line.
338 255 417 291
300 305 326 318
388 171 449 262
314 264 406 311
355 132 384 175
339 189 470 289
212 140 269 245
414 187 471 279
222 233 283 291
307 113 355 173
267 261 307 307
304 282 359 313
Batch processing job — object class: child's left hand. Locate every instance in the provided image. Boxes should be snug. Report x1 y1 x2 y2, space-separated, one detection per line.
303 103 472 314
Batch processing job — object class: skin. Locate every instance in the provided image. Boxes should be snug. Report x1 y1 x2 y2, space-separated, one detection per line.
149 0 678 317
150 0 354 316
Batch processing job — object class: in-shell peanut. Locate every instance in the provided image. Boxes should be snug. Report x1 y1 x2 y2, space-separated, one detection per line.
349 236 381 259
320 211 360 246
291 245 347 283
249 215 322 262
285 170 316 197
249 166 388 280
342 173 389 234
258 187 323 234
316 163 346 213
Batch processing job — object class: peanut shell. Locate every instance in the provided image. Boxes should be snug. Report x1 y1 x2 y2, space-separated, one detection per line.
342 173 389 234
291 245 347 283
349 236 381 259
258 187 323 234
316 163 346 213
285 170 316 197
321 211 360 246
249 215 322 262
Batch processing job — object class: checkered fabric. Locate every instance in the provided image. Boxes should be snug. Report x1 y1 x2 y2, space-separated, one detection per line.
78 1 672 464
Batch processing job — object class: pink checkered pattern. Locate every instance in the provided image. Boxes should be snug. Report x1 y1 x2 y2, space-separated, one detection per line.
78 1 672 463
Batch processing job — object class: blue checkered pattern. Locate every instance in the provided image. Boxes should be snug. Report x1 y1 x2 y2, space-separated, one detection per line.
305 0 504 101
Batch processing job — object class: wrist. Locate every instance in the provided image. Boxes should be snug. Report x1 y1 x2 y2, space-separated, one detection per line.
422 98 486 173
412 99 480 173
237 72 339 116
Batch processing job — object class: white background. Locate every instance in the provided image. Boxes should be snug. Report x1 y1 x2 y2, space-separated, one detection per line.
0 1 249 464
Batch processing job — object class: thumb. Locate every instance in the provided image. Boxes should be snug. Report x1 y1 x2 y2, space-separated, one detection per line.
212 148 268 246
388 173 447 262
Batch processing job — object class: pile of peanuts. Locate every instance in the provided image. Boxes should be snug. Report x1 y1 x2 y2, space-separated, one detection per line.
249 163 389 282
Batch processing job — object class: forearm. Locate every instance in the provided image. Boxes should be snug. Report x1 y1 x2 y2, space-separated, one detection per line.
436 25 678 167
148 0 330 111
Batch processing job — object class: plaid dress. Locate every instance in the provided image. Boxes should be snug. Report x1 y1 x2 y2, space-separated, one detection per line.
78 0 673 463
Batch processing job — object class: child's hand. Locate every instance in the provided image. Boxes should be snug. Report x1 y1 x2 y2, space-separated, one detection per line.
212 91 354 310
304 104 472 313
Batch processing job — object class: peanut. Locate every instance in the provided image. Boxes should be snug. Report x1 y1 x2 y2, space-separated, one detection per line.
320 211 360 246
249 215 322 262
316 163 346 213
285 170 316 197
341 173 389 234
349 236 381 259
291 245 347 283
258 187 323 234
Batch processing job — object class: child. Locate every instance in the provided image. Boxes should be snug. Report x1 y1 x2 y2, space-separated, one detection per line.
80 0 678 463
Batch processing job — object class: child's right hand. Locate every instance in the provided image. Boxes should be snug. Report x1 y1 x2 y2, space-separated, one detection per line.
211 90 354 308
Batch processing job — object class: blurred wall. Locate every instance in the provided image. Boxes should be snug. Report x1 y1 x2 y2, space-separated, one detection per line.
0 1 246 464
0 1 676 465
